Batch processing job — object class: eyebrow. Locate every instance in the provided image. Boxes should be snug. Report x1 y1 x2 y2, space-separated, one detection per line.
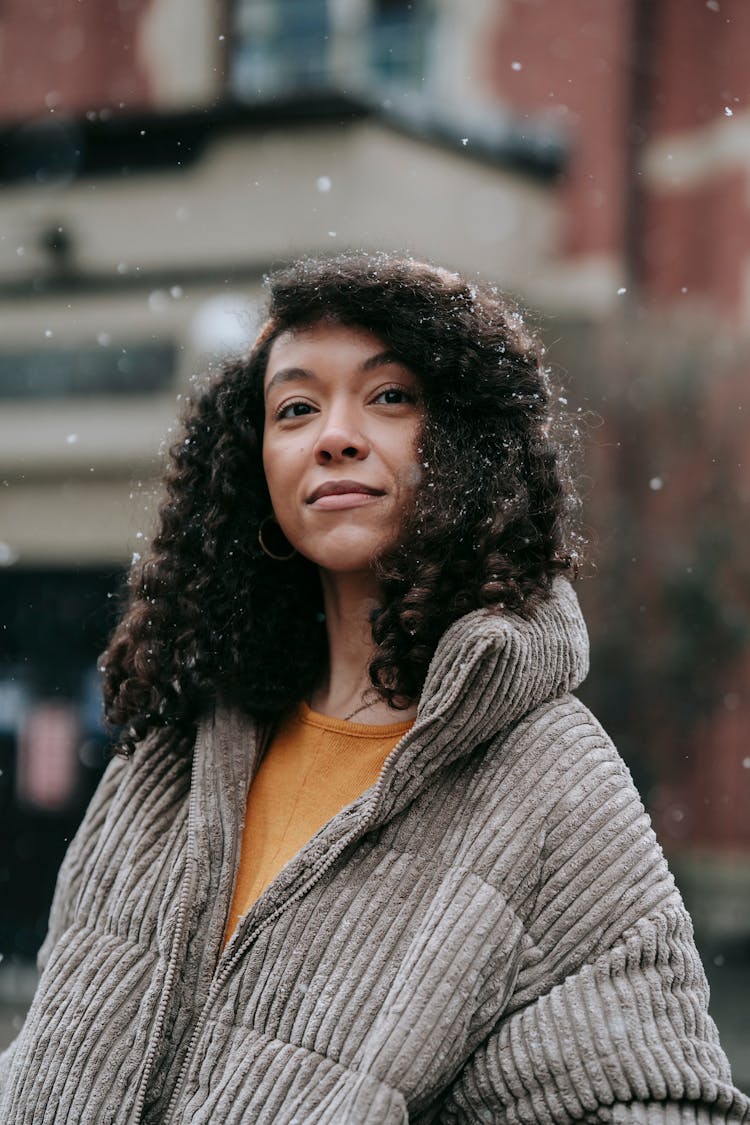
264 349 406 397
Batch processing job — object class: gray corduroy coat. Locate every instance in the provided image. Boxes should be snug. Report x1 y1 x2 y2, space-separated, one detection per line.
1 581 748 1124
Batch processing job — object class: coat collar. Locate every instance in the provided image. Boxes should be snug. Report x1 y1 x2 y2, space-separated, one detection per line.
419 576 588 734
370 577 589 821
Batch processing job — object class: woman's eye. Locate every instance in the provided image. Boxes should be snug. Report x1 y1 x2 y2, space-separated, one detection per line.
373 387 414 405
277 401 314 419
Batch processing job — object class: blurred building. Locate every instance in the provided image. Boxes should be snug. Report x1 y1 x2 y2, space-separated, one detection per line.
0 0 748 1068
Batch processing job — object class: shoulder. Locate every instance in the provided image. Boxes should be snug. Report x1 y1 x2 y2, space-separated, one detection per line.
52 737 190 900
472 692 638 828
38 733 193 971
80 733 191 838
460 694 680 958
83 735 193 875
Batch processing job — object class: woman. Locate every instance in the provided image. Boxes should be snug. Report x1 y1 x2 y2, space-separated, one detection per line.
1 254 747 1123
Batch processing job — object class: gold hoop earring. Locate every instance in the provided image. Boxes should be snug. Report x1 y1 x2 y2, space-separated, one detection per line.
258 515 296 561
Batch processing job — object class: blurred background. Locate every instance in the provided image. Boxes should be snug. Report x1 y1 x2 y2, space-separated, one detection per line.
0 0 748 1082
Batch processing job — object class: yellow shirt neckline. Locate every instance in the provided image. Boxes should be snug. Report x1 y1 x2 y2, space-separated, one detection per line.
297 700 416 738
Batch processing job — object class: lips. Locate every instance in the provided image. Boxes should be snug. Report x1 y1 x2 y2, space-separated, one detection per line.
306 480 385 504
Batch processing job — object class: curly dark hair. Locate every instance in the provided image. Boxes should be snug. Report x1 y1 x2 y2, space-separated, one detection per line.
102 252 581 755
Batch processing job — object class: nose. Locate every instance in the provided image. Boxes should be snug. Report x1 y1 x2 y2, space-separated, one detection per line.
313 407 370 464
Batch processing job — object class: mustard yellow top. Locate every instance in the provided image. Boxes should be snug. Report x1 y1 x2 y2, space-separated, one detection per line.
224 702 414 942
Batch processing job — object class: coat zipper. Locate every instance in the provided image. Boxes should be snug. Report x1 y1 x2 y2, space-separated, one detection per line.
132 746 201 1125
161 719 420 1124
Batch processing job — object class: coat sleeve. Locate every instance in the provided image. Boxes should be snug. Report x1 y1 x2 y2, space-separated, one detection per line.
37 753 130 971
0 753 129 1092
435 904 749 1124
431 702 750 1125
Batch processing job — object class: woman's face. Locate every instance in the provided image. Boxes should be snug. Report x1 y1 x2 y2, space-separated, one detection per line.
262 320 424 576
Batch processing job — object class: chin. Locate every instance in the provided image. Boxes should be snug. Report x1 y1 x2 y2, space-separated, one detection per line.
311 549 381 575
298 529 390 574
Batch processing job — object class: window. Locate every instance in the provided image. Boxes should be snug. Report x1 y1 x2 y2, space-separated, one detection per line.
369 0 429 83
229 0 434 101
231 0 330 97
0 342 176 399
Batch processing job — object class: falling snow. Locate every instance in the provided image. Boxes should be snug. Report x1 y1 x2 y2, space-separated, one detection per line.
0 543 17 566
148 290 169 313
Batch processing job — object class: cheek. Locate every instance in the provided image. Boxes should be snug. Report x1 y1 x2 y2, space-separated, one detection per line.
261 440 272 483
392 421 424 492
261 440 287 509
262 436 308 523
261 448 273 496
397 461 423 491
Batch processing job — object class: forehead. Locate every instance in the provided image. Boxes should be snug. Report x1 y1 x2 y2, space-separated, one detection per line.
265 321 391 377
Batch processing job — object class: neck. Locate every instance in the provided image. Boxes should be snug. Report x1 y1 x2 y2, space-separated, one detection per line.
312 569 416 724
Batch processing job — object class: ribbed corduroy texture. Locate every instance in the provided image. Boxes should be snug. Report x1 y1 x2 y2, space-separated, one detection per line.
1 580 747 1124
